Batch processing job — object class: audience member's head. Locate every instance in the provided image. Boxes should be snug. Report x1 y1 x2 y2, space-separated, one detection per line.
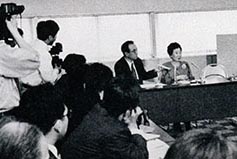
84 62 113 94
36 20 59 45
0 116 49 159
102 76 140 118
62 53 87 75
60 54 89 95
164 128 237 159
121 40 138 61
167 42 182 56
15 83 68 145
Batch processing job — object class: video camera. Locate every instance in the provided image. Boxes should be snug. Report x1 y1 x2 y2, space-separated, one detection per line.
0 3 24 43
49 42 63 68
49 42 63 56
0 3 24 19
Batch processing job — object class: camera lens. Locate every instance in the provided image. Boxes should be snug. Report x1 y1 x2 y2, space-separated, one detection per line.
14 5 24 15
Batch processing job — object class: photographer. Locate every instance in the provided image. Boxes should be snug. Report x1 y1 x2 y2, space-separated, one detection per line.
0 3 40 114
21 20 63 86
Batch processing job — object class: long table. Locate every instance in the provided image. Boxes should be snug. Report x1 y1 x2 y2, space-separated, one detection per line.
140 81 237 125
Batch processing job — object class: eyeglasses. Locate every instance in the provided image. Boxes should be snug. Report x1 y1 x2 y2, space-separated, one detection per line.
130 49 137 54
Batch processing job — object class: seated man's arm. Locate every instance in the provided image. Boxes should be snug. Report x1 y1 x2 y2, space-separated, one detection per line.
142 69 157 80
137 59 157 80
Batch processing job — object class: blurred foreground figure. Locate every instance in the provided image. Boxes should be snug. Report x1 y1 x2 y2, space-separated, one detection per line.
164 128 237 159
0 116 49 159
15 83 69 159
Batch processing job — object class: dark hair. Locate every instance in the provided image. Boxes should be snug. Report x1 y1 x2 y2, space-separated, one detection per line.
16 83 65 134
164 128 237 159
37 20 59 41
167 42 182 56
62 54 87 74
121 40 134 55
0 3 24 40
84 63 113 93
0 116 44 159
102 77 140 117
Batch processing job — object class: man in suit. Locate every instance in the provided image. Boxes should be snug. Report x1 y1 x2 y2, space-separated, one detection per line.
114 40 158 84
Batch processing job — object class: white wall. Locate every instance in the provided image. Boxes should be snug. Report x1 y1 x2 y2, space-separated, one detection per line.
217 34 237 76
0 0 237 17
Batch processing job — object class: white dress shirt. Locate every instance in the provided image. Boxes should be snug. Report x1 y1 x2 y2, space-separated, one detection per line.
124 58 139 79
48 144 61 159
0 41 39 111
21 39 59 86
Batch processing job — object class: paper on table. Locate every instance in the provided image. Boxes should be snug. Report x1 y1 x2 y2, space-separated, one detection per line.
140 83 166 89
129 127 160 140
147 138 169 159
129 127 168 159
140 83 157 89
143 133 160 141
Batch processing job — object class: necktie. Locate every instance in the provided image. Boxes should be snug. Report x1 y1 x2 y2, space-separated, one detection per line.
131 63 137 80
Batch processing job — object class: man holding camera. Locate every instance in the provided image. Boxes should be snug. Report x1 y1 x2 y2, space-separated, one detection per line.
0 3 40 114
21 20 63 86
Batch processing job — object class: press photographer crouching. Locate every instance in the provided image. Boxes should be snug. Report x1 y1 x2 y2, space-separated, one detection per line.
0 3 39 116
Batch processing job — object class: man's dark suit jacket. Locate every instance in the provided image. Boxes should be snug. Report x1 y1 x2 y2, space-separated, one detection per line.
61 104 148 159
114 57 157 84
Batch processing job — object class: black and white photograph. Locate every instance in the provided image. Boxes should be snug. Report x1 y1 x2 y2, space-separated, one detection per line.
1 0 237 159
